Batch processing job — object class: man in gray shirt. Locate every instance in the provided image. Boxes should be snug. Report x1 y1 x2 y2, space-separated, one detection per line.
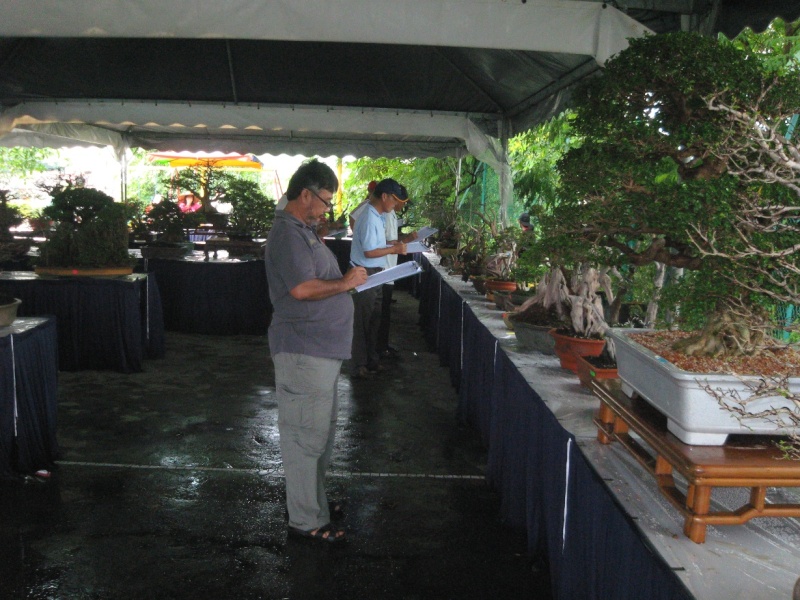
265 159 367 543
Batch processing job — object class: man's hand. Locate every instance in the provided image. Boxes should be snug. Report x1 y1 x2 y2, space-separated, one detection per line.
316 220 330 238
344 266 368 289
392 243 407 255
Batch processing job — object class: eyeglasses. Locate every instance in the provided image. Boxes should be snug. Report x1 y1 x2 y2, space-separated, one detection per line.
306 188 333 210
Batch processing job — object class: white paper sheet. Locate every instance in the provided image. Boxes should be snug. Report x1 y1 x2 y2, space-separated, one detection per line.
414 226 438 241
354 261 422 293
404 241 429 254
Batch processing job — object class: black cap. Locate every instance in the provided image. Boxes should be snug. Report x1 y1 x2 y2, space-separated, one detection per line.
373 178 409 203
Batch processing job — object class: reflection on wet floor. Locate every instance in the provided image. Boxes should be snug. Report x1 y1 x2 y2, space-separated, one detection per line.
0 290 551 599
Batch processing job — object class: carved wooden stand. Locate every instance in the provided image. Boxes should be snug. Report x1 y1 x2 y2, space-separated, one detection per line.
591 379 800 543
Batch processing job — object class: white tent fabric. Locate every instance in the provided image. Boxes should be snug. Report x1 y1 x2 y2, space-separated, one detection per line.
0 127 112 151
0 0 647 64
0 99 515 217
0 1 652 218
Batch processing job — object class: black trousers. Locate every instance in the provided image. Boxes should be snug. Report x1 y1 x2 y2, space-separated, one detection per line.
377 283 393 351
350 267 383 370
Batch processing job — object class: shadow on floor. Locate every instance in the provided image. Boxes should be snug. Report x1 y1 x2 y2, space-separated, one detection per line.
0 290 551 599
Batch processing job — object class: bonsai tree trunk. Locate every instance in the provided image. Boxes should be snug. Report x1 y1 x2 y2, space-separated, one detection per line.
645 262 667 328
671 300 773 357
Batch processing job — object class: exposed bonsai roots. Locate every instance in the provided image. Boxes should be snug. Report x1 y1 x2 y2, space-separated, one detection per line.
671 306 770 357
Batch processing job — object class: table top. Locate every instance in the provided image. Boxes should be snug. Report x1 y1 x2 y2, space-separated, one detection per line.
139 250 263 264
0 271 148 282
0 316 50 338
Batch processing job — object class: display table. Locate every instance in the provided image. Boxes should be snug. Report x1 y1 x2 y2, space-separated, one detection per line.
592 378 800 543
323 237 352 276
146 255 270 335
0 272 164 373
418 253 800 599
0 317 59 479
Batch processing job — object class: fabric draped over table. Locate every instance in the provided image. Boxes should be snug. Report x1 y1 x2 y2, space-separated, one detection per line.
146 258 270 335
420 255 691 600
0 274 164 373
0 318 59 479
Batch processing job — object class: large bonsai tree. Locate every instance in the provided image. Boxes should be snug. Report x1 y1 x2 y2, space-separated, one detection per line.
39 185 131 269
528 28 800 357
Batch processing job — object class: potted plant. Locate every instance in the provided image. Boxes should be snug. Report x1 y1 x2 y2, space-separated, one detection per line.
225 179 275 240
508 265 609 365
141 199 196 259
575 348 618 389
458 211 521 294
36 185 134 275
215 178 275 257
539 30 800 444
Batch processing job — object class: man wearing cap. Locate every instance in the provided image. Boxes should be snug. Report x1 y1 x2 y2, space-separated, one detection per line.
349 178 409 379
350 181 417 360
265 159 368 543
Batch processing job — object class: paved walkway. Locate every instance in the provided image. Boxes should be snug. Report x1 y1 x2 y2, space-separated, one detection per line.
0 289 551 599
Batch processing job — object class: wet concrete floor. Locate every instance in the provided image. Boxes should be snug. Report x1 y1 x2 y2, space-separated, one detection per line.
0 289 551 599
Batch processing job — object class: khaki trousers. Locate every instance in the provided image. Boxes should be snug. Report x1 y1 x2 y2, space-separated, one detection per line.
273 352 341 530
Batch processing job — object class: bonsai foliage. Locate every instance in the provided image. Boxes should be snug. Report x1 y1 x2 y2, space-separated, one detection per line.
39 186 131 268
146 199 190 243
225 178 275 237
531 30 800 357
458 210 521 281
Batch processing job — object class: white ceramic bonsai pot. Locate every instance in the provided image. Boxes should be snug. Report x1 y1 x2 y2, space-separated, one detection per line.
608 328 800 445
0 296 22 327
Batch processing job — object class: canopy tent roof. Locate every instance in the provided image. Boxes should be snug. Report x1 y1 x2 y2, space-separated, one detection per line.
0 0 798 161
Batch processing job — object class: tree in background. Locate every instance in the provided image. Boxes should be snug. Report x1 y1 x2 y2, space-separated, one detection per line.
0 147 55 180
508 110 580 231
343 154 501 248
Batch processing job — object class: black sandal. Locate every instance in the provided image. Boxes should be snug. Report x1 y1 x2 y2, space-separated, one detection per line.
288 523 346 544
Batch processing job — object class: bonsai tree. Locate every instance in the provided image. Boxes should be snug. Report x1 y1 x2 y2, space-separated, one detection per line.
38 185 131 269
225 179 275 238
510 264 610 339
458 210 521 282
529 29 800 357
145 199 192 244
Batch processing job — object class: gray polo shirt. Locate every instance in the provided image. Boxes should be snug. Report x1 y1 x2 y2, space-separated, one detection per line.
265 210 354 359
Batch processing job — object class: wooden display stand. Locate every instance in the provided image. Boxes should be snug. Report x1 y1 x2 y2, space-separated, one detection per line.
591 379 800 543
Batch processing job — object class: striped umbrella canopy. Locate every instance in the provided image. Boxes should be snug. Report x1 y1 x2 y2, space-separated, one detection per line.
147 151 263 170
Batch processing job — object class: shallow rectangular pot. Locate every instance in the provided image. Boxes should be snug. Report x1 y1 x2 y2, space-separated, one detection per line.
608 328 800 445
513 321 556 355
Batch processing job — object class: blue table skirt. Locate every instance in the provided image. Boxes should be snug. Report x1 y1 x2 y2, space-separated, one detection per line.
146 258 270 335
0 318 59 479
0 272 164 373
420 256 691 600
